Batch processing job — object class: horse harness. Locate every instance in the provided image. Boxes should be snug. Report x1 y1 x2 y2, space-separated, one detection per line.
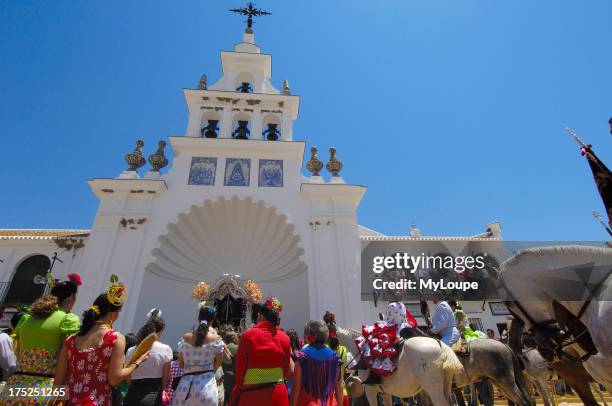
508 298 599 363
498 264 611 364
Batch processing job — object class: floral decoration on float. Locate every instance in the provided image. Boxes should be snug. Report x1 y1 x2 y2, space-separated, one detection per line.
192 281 210 302
245 280 262 303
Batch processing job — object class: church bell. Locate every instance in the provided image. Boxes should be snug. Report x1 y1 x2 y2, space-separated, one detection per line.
201 119 219 138
233 120 251 139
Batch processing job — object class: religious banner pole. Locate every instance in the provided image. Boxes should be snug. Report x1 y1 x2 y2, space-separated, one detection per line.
565 127 587 148
592 210 612 237
565 126 612 233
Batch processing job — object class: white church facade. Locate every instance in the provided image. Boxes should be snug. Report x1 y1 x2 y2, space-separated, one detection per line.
0 29 509 342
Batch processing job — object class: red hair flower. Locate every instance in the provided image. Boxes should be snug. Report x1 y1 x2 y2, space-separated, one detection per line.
265 296 283 313
67 273 82 286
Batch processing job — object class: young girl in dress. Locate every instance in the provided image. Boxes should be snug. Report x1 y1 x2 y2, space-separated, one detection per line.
172 304 224 406
54 278 149 406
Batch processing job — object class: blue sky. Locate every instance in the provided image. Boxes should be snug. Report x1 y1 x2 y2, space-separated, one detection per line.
1 0 611 240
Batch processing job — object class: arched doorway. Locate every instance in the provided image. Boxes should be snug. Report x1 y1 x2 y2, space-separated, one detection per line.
4 255 50 306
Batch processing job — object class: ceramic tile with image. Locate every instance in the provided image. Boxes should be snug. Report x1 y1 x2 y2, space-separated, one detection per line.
224 158 251 186
258 159 283 187
188 157 217 185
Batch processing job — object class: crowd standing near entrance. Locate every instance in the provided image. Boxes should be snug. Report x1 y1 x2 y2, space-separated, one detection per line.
0 271 610 406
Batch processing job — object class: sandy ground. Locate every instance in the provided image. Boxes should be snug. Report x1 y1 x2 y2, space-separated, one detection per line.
493 395 612 405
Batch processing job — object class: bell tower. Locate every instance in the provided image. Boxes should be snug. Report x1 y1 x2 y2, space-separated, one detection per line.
184 14 298 142
79 4 370 337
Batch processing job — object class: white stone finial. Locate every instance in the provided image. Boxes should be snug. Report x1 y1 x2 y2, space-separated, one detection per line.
486 222 502 238
410 224 421 238
282 80 291 95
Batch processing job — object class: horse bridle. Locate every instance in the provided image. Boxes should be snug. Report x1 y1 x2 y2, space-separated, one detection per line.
497 267 610 364
505 283 607 363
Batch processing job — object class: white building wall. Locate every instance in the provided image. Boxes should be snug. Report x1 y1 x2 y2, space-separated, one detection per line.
0 241 87 287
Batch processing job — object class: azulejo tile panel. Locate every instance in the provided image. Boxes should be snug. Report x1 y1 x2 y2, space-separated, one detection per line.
259 159 283 187
224 158 251 186
188 157 217 186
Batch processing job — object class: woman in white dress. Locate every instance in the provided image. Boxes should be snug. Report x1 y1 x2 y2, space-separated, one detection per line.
172 304 224 406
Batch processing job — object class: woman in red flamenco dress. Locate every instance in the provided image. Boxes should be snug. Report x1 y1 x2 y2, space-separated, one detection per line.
54 279 149 406
231 297 293 406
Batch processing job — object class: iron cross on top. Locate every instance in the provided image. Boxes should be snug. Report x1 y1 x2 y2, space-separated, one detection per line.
230 2 271 32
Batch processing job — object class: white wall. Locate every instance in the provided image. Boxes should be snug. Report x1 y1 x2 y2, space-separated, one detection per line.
0 241 87 290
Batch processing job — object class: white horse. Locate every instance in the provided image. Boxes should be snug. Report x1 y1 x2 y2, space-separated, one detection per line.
337 327 462 405
338 328 533 406
496 245 612 387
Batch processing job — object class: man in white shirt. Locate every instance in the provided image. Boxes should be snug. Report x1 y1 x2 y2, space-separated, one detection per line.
0 308 17 380
430 299 461 346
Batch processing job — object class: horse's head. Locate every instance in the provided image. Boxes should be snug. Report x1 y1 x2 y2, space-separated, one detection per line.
335 326 361 356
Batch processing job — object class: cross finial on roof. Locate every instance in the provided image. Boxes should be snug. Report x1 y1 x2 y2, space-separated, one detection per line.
230 2 271 33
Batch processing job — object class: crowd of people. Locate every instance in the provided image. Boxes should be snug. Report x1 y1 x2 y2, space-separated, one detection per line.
1 271 540 406
0 275 358 406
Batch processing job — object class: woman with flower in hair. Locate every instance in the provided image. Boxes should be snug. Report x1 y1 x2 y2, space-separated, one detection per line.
231 297 293 406
7 274 83 399
51 273 82 323
54 277 150 406
172 304 224 406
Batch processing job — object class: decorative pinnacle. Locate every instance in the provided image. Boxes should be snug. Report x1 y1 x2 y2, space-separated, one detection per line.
148 140 168 172
306 146 324 176
282 80 291 95
125 140 146 171
230 2 271 34
326 147 343 177
198 74 207 90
